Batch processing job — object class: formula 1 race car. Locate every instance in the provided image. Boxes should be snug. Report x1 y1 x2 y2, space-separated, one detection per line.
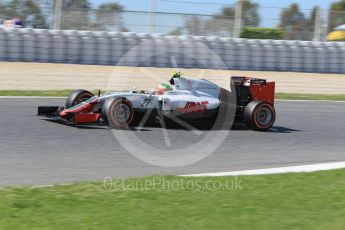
37 73 276 131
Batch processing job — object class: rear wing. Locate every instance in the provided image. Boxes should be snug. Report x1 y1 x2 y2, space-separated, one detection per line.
231 76 275 106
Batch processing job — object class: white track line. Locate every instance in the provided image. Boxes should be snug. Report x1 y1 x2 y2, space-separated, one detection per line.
6 163 345 188
30 184 54 188
181 161 345 177
29 183 73 189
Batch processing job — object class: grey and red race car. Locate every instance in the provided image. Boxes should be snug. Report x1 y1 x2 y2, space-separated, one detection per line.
38 74 276 131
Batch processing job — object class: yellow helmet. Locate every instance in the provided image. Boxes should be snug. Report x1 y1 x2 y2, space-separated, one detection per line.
172 71 183 78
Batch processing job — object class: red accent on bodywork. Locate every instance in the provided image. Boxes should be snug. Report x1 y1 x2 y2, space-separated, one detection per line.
60 100 97 117
250 82 275 105
74 113 100 124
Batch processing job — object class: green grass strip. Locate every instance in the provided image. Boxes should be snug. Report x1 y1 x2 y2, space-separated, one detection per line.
276 93 345 101
1 169 345 229
0 90 99 97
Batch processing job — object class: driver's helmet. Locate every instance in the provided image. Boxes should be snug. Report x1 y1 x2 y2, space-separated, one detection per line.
156 83 171 95
172 71 183 78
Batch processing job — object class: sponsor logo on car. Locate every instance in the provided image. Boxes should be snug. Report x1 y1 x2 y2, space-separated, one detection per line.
177 101 208 113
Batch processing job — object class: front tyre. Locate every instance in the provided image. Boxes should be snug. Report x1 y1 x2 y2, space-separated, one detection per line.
102 98 134 129
65 89 94 109
244 101 276 131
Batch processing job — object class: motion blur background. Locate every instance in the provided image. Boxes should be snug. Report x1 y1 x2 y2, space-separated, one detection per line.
0 0 345 79
0 0 345 41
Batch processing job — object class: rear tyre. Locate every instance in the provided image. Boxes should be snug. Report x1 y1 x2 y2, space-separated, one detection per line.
65 89 94 109
244 101 276 131
102 98 134 129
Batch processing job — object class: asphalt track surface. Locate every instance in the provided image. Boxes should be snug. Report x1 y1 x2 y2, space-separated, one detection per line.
1 98 345 186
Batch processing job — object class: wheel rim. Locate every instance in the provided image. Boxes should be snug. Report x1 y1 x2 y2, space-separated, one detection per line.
72 96 91 106
113 103 130 123
256 106 273 127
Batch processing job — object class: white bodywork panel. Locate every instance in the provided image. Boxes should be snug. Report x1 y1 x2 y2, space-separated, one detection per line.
99 77 221 115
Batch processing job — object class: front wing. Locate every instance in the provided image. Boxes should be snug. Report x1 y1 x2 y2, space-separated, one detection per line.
37 106 101 124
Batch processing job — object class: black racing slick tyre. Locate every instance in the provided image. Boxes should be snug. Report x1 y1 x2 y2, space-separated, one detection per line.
65 89 94 109
244 101 276 131
102 98 134 129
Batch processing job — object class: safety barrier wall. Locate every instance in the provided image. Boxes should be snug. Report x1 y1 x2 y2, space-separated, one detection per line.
0 28 345 73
